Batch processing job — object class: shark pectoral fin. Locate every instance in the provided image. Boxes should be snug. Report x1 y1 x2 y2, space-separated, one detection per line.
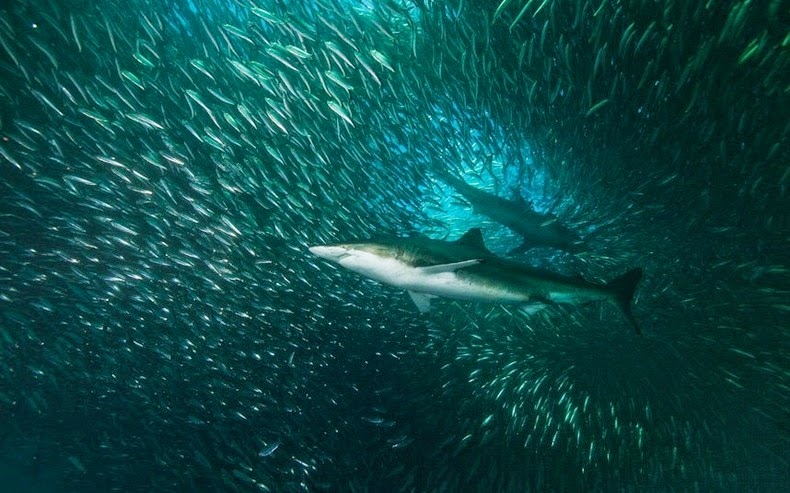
408 291 435 313
606 268 644 335
418 259 482 274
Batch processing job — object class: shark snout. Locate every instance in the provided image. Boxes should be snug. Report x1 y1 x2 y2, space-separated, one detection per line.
308 245 350 262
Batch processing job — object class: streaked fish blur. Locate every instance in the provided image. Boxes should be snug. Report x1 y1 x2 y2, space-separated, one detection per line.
0 0 787 491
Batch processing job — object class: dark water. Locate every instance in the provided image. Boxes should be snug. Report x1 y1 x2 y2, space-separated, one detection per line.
0 0 787 491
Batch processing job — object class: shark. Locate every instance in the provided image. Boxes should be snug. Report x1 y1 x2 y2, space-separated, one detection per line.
440 174 585 255
309 228 643 334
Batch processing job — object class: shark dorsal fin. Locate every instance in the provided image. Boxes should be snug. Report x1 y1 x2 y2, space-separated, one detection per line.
456 228 488 251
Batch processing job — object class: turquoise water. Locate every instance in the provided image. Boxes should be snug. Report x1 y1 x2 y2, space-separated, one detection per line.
0 0 787 491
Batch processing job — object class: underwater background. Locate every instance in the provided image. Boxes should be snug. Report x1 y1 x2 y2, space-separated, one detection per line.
0 0 787 491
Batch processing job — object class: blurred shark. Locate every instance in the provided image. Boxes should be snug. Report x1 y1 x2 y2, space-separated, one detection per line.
440 174 585 255
309 228 643 334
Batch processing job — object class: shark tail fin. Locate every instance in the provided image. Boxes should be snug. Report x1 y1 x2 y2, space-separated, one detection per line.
606 268 643 335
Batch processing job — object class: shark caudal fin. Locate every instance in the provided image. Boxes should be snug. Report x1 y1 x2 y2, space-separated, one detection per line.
606 268 643 335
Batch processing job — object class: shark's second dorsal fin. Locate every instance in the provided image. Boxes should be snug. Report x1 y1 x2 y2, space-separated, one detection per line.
456 228 489 251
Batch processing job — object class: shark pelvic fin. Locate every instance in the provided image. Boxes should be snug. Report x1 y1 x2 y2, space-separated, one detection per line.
455 228 489 251
418 259 482 274
519 303 547 315
408 291 435 313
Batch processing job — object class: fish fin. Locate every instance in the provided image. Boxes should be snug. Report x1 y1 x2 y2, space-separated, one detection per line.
437 172 463 189
408 291 435 313
455 228 488 251
513 189 534 209
418 259 482 274
606 268 644 335
519 303 546 315
529 295 557 306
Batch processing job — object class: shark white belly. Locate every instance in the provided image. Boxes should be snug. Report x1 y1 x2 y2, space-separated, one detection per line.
331 249 526 303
